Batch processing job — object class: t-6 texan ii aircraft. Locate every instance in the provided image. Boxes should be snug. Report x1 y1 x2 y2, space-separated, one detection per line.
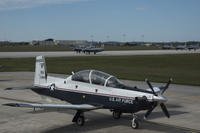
4 56 172 129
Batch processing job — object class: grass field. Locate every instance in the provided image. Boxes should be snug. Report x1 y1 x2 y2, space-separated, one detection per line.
0 45 160 52
0 54 199 86
0 45 71 52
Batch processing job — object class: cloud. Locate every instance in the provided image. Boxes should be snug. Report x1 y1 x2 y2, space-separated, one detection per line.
0 0 89 11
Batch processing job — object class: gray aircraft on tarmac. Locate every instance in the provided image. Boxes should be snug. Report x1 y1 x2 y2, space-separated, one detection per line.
175 44 187 50
73 44 104 54
162 44 174 50
187 44 199 51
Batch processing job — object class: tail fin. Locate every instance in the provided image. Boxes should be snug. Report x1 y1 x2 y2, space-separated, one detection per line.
34 56 47 85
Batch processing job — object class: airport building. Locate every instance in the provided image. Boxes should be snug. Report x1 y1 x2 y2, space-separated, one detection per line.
55 40 89 46
30 38 56 46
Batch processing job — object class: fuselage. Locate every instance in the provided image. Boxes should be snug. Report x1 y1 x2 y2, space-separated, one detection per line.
4 56 170 129
32 75 155 113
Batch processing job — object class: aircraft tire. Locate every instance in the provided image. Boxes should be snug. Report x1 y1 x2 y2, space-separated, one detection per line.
131 118 139 129
76 116 85 126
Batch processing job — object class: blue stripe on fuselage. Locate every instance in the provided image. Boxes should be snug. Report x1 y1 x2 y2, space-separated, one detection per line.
32 87 152 113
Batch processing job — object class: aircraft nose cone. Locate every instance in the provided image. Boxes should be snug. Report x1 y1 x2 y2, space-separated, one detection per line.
153 95 167 102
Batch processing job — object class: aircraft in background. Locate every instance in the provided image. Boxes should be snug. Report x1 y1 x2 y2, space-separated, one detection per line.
73 45 85 53
175 44 200 50
175 44 187 50
162 44 174 50
82 45 104 54
187 44 199 51
4 56 172 129
73 44 104 54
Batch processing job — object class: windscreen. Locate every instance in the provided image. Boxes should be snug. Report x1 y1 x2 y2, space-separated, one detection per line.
106 77 123 88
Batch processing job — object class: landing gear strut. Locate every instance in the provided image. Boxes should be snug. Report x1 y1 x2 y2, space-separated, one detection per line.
112 110 122 119
72 111 85 126
131 114 139 129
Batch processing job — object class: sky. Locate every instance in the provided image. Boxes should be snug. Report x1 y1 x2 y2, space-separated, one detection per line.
0 0 200 42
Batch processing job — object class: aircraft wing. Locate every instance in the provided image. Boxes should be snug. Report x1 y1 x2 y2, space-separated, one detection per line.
3 103 101 111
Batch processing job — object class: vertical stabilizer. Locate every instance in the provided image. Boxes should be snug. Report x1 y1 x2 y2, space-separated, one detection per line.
34 56 47 85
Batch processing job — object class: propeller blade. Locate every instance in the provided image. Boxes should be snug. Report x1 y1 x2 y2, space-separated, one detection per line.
161 78 172 94
160 103 170 118
144 102 157 118
145 79 157 96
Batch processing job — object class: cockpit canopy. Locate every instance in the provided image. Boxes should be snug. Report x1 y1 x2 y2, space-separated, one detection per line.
71 70 154 94
71 70 90 83
71 70 122 88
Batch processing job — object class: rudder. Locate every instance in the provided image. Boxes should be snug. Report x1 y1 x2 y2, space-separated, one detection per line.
34 56 47 85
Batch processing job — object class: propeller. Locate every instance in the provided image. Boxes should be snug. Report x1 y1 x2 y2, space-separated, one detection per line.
145 79 157 96
145 102 170 118
160 103 170 118
160 78 173 94
144 78 172 119
144 102 157 118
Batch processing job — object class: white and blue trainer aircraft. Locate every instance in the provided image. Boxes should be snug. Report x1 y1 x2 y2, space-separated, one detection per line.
4 56 172 129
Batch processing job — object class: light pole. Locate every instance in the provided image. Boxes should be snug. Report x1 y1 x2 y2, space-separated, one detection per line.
141 34 144 45
122 34 126 42
106 35 110 42
90 35 94 42
122 34 126 46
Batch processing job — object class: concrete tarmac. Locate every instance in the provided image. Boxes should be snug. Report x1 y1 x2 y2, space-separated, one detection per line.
0 50 200 58
0 72 200 133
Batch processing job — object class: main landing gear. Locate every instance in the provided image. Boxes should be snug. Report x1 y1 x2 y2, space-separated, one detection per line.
112 110 122 119
72 110 140 129
72 111 85 126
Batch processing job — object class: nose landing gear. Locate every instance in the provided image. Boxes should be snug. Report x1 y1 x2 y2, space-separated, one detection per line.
131 114 139 129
